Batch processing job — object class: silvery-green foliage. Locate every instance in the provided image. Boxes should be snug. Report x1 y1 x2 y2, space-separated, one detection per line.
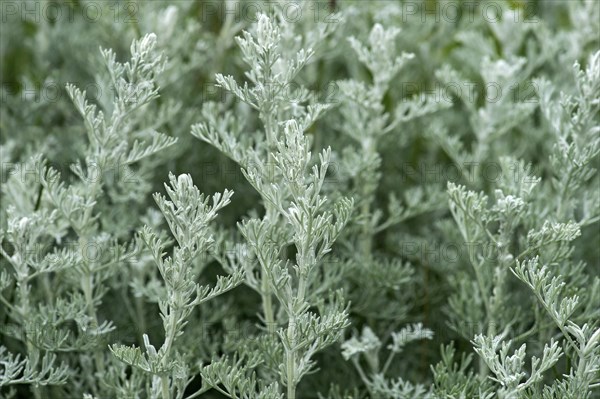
1 31 175 398
337 23 450 257
431 342 494 398
443 49 600 398
331 19 450 394
193 13 353 398
1 1 599 399
471 333 562 398
340 324 433 398
110 173 243 398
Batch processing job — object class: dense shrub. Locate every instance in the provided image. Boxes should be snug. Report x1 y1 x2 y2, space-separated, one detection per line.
1 1 598 398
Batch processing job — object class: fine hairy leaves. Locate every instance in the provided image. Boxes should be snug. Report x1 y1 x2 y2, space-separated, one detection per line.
1 2 598 399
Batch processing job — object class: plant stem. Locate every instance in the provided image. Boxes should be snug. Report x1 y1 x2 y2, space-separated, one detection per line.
17 279 42 399
286 264 310 399
161 375 170 399
41 274 53 304
259 107 278 330
261 275 275 332
26 341 43 399
352 358 371 388
462 229 493 378
286 315 297 399
158 302 181 399
81 272 105 373
162 309 178 362
359 137 376 260
76 160 107 375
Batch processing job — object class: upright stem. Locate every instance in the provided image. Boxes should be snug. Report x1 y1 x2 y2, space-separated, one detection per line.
359 202 373 258
26 344 43 399
16 278 42 399
286 273 307 399
286 318 297 399
40 274 53 304
161 375 170 399
472 266 491 379
158 305 180 399
162 310 178 364
261 275 275 332
79 161 106 374
462 230 493 378
81 271 105 373
260 108 277 330
359 137 377 259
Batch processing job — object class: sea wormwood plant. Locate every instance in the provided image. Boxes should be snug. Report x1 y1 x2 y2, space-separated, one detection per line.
0 1 599 399
192 13 353 399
